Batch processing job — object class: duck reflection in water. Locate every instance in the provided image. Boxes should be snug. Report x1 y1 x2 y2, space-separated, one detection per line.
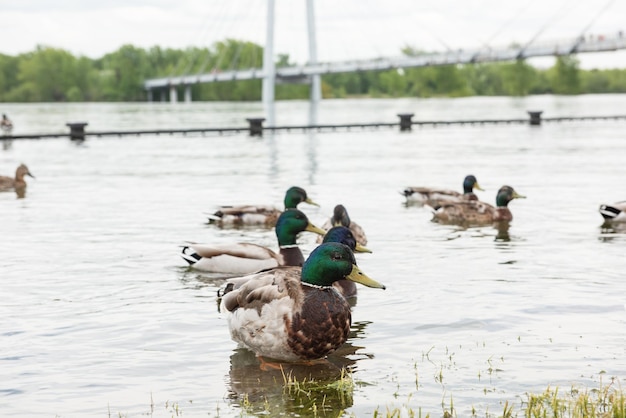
599 221 626 242
225 321 372 416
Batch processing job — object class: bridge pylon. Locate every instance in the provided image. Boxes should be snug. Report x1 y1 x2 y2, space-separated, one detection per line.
263 0 321 126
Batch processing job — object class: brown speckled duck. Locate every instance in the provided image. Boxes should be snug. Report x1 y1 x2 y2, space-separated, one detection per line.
0 164 35 197
317 204 368 246
219 242 386 362
431 185 525 226
402 174 484 207
207 186 319 227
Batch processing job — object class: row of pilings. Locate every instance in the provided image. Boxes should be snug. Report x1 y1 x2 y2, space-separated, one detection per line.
2 111 626 141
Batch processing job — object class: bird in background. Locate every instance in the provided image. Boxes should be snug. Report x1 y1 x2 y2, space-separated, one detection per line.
207 186 319 227
317 204 368 246
431 185 525 226
402 174 484 207
0 163 35 198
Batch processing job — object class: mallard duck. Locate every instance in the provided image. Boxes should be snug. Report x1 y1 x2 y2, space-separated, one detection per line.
599 201 626 223
0 164 35 196
322 226 371 299
402 174 484 206
208 186 319 227
316 204 368 246
182 209 325 274
219 242 386 362
220 225 371 299
432 185 525 226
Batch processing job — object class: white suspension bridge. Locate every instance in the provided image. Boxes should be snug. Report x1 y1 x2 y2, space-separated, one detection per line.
144 0 626 126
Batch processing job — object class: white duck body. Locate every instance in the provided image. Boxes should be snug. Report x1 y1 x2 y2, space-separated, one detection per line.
181 209 326 274
182 242 283 274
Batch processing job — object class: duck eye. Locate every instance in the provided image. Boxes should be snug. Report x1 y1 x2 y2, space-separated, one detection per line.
331 252 342 261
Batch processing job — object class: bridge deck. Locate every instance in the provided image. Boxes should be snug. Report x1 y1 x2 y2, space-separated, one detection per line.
144 34 626 90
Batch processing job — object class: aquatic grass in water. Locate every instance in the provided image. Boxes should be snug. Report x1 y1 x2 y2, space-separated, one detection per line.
367 379 626 418
522 379 626 418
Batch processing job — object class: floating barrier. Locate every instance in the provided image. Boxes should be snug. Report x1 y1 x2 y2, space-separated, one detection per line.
2 111 626 141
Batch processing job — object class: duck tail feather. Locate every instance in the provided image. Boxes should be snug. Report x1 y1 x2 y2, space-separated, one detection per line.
181 246 202 265
599 204 621 220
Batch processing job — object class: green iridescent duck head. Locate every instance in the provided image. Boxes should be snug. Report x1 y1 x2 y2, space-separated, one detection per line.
284 186 319 209
495 185 526 207
275 209 325 246
301 242 385 289
463 175 483 194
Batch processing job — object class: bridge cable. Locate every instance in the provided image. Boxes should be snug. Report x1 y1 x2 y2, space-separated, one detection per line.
518 0 581 57
204 1 254 74
577 0 616 39
569 0 617 53
169 1 234 77
197 0 263 74
479 0 538 50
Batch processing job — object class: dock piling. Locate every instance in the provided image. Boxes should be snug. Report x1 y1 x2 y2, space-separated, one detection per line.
528 111 543 126
398 113 415 131
66 122 89 141
246 118 266 136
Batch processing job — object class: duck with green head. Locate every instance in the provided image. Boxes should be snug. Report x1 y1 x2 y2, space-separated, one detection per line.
402 174 484 207
208 186 319 227
432 185 525 226
322 226 371 299
219 242 386 362
182 209 325 274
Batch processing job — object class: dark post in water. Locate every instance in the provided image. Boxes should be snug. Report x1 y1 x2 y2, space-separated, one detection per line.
246 118 265 136
397 113 415 131
66 122 89 140
528 111 543 126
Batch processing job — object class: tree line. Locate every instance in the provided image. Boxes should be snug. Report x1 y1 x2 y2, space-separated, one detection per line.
0 40 625 103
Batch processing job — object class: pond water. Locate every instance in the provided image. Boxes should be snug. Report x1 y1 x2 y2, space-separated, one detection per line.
2 95 626 417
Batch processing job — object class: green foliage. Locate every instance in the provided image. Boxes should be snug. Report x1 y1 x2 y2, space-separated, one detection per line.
0 41 625 102
549 55 582 94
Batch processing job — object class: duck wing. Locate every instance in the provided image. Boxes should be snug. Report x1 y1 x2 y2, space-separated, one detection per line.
403 187 462 205
220 266 302 313
432 200 495 225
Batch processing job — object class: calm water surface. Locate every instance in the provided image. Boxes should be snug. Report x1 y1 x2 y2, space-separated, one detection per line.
2 96 626 417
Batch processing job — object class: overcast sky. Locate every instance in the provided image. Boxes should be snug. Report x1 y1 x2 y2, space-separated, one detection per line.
2 0 625 69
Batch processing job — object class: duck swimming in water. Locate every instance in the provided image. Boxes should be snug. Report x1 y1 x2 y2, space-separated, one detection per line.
431 185 525 226
182 209 325 274
219 242 386 362
316 204 368 246
207 186 319 228
402 174 484 207
0 164 35 198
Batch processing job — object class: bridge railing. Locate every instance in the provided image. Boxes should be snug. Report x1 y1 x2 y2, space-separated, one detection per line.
144 32 626 93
